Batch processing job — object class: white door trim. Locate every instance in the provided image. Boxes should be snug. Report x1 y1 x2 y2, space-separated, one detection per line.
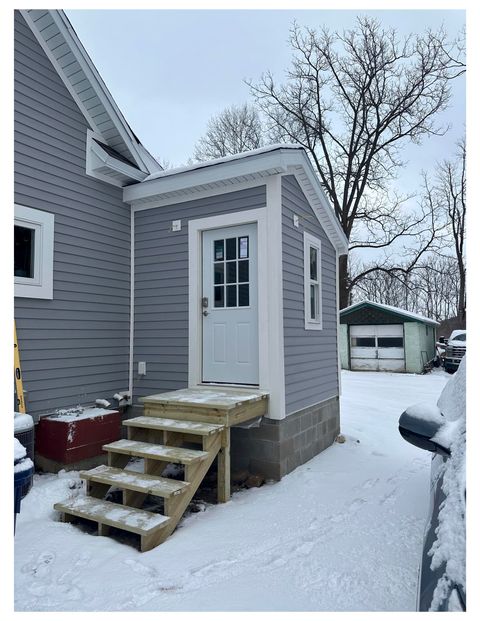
188 185 285 419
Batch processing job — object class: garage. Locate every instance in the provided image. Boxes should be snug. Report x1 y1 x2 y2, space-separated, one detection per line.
349 324 405 371
339 301 439 374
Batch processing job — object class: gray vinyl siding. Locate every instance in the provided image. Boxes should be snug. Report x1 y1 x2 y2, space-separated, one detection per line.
282 175 339 415
14 12 131 419
133 186 266 402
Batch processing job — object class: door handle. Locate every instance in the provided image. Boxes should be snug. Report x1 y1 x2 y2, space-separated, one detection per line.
203 310 209 316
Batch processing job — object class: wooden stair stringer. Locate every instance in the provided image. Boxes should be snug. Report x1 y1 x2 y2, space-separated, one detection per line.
152 432 222 547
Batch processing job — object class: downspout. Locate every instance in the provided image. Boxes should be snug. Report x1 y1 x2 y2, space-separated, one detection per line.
128 207 134 404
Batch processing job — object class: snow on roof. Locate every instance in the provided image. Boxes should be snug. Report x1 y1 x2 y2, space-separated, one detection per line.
340 300 439 325
144 144 303 181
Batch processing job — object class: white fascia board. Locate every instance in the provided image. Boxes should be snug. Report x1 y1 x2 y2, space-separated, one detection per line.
281 151 349 256
124 150 290 204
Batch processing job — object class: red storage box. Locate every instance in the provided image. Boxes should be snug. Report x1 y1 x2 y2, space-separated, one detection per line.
36 408 121 464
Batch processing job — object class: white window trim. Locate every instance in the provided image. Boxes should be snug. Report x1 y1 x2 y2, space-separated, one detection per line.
14 204 54 300
304 231 323 330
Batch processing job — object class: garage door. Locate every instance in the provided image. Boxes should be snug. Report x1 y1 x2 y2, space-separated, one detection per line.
350 324 405 372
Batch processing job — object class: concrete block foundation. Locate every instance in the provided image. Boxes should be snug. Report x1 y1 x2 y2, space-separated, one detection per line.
230 396 340 480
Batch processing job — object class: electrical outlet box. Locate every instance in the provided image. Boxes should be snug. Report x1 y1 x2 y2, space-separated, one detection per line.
293 214 299 228
172 220 181 232
138 361 147 375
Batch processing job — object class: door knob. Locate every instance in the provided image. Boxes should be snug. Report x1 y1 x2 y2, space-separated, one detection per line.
203 310 209 316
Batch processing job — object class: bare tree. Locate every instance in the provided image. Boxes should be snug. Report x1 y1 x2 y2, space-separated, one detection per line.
423 139 466 318
193 103 264 161
249 17 465 307
351 255 460 321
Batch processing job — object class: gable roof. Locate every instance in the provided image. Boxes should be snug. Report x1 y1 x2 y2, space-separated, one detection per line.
20 9 162 178
123 144 349 255
340 300 439 326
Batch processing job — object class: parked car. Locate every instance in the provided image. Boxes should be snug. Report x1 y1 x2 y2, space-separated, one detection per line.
398 357 466 611
444 330 466 374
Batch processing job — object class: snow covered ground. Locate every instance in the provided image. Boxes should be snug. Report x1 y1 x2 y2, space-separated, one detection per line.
14 369 450 612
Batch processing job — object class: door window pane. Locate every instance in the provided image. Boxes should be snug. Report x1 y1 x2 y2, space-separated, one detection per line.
214 263 224 284
214 286 224 307
226 285 237 307
14 226 35 278
238 260 249 283
226 238 236 260
377 337 404 348
238 236 249 259
351 337 376 347
226 261 236 284
238 284 249 306
214 239 224 261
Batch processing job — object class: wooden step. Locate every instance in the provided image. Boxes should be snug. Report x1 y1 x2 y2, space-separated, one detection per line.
124 416 224 436
79 465 190 498
103 439 209 465
54 495 169 536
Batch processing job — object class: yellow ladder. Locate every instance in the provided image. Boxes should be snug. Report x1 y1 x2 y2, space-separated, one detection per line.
14 321 26 413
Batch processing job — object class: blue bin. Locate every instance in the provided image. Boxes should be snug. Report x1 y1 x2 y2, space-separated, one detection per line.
14 460 34 532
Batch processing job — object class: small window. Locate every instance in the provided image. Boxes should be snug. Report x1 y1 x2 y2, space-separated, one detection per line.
304 232 322 330
351 337 376 348
14 205 54 300
377 337 404 348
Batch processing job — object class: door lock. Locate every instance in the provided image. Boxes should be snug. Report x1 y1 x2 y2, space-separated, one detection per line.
202 297 209 316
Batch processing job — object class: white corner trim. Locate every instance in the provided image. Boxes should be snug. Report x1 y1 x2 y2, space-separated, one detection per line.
128 209 135 404
14 204 54 300
265 176 286 420
335 248 342 396
188 201 286 420
303 231 323 331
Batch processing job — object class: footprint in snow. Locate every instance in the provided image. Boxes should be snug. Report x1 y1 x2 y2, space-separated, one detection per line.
124 558 158 577
22 551 56 578
362 478 380 489
191 559 235 577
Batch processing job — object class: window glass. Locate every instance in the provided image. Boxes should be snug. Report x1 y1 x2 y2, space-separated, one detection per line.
238 236 249 259
226 238 236 260
310 284 316 320
238 284 249 306
377 337 404 348
351 336 376 347
14 226 35 278
310 246 318 282
214 239 224 261
226 284 237 307
238 260 249 283
226 262 236 284
214 286 224 307
214 263 224 285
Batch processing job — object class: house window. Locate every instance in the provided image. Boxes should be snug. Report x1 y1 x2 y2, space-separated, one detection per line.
304 232 322 330
14 205 54 300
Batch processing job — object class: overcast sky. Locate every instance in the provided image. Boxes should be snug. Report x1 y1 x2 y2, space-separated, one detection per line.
66 9 465 189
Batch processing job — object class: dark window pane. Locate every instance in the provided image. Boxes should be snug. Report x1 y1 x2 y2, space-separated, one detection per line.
377 337 404 348
226 261 236 284
238 260 249 283
214 263 224 285
226 238 236 260
214 286 224 307
238 284 249 306
238 236 249 259
226 284 237 307
14 226 34 278
310 246 318 282
351 337 375 347
310 284 316 319
214 240 224 261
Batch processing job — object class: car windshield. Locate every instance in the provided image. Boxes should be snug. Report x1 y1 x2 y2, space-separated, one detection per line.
451 333 466 342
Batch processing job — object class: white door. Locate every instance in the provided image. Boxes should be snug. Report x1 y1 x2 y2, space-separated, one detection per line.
350 324 405 372
202 223 259 385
